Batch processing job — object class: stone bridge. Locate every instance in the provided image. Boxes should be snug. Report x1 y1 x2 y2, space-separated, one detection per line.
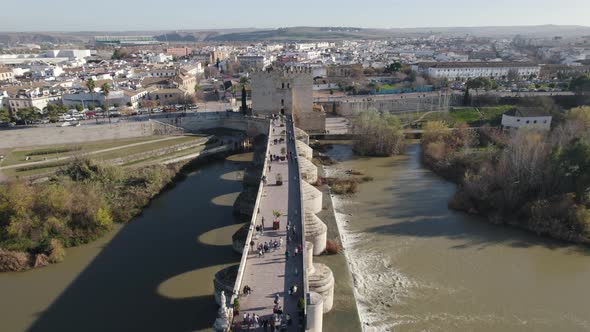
212 115 334 332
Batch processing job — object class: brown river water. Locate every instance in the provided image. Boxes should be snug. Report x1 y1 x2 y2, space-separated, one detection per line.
324 142 590 332
0 154 251 332
2 145 590 332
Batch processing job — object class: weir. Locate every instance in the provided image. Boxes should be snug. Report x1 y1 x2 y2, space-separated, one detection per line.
212 114 334 332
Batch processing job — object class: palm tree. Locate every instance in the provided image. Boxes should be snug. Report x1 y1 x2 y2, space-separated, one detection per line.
101 83 111 123
86 78 95 106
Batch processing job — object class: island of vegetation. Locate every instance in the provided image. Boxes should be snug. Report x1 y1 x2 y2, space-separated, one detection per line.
421 106 590 243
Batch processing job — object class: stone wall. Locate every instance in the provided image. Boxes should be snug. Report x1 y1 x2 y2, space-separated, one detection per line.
156 113 270 137
0 122 153 149
319 94 455 117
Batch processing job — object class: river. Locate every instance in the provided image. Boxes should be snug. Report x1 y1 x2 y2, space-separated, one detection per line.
324 142 590 332
0 154 252 332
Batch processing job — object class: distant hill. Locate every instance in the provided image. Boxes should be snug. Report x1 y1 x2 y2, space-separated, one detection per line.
1 25 589 45
204 27 394 41
206 25 590 41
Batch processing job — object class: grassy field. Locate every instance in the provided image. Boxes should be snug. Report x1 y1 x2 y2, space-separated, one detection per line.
123 141 210 167
1 135 206 179
1 136 169 166
421 105 514 127
92 136 202 161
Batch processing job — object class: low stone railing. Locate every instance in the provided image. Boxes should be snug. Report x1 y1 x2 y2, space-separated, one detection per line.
217 120 271 330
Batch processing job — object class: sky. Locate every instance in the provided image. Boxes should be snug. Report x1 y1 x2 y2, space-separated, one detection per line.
0 0 589 32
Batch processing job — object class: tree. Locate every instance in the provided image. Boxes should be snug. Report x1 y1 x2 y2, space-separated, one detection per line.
18 107 39 125
204 66 219 79
45 104 68 121
101 83 111 123
507 69 520 82
463 87 471 106
569 74 590 95
141 100 158 109
0 107 11 122
352 109 405 156
566 106 590 129
385 62 402 73
75 104 83 112
466 77 492 92
194 84 203 102
554 139 590 203
350 65 364 81
86 78 96 109
241 85 248 115
111 49 126 60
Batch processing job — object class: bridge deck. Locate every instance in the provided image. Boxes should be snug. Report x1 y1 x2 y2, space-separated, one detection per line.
236 118 304 331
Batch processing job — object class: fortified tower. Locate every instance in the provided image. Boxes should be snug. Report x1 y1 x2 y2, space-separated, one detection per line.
252 67 326 133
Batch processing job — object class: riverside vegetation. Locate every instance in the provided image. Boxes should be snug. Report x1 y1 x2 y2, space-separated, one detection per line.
421 106 590 243
0 159 180 272
352 109 405 156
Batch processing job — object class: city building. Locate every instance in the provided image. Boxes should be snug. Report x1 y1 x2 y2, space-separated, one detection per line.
0 67 14 82
413 62 541 81
165 47 192 58
501 108 552 130
95 36 161 46
237 55 268 70
6 87 62 112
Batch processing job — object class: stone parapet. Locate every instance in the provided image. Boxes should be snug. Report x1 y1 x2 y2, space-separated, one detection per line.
296 140 313 160
308 263 335 313
301 180 323 214
304 210 327 255
306 292 324 332
299 157 318 184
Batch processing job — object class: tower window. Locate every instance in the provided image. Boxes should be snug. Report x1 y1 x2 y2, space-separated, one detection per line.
281 99 284 106
282 83 285 89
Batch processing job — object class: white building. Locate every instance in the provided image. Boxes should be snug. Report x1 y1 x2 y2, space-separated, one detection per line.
7 88 62 112
147 54 173 64
0 67 14 82
413 62 541 81
434 52 469 62
501 108 552 130
0 49 91 65
238 55 270 70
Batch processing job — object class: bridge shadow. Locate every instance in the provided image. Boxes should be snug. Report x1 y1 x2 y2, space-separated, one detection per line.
27 158 248 332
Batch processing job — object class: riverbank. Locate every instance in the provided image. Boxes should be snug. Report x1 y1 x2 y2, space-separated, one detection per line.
0 153 250 332
420 121 590 245
0 143 245 272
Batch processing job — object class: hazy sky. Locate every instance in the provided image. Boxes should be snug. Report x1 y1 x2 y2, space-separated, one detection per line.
1 0 589 31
